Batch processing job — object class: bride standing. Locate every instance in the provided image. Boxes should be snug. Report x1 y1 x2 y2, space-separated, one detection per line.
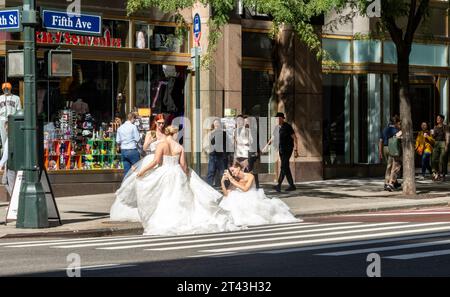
110 114 166 222
220 162 301 226
136 125 239 236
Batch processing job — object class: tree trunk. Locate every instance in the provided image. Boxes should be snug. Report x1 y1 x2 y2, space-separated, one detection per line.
397 50 416 195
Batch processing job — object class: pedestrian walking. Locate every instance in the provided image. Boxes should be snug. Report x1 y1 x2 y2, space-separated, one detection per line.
431 114 450 181
415 122 434 179
116 112 141 177
205 119 228 186
380 115 402 191
262 112 299 192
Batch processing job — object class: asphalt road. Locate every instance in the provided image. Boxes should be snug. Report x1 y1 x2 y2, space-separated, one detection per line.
1 207 450 277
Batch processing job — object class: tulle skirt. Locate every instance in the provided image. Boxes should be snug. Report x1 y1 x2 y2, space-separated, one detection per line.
136 163 240 236
219 188 301 226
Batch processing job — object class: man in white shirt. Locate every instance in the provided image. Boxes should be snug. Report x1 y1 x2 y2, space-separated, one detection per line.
116 113 141 177
0 82 22 149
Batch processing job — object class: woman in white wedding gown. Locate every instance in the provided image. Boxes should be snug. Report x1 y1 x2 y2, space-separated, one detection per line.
135 126 239 236
110 115 166 222
219 162 301 226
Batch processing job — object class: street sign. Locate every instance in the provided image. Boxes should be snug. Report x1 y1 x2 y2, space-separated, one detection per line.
41 8 102 36
193 13 201 46
0 8 21 32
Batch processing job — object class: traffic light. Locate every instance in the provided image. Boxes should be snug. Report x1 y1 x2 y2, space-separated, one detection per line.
46 49 72 77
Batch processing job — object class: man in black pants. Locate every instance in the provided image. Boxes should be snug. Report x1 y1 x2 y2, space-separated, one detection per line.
263 112 299 192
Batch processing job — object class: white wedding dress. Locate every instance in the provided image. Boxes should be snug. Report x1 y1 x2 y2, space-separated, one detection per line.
219 181 301 226
110 140 162 222
136 154 239 236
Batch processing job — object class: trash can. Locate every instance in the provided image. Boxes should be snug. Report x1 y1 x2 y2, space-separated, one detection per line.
8 111 44 171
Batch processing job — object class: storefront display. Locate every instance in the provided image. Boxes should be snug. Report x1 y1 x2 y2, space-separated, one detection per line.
44 105 123 171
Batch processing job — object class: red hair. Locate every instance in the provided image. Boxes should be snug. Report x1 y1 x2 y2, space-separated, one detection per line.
151 114 165 130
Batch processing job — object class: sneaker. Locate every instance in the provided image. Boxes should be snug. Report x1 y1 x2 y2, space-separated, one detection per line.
286 185 297 192
385 184 395 192
418 175 425 180
273 185 281 193
384 184 389 191
393 181 402 189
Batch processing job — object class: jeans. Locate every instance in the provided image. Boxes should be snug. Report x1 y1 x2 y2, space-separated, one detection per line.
207 153 226 186
278 148 294 187
432 141 448 175
121 149 140 177
421 152 432 176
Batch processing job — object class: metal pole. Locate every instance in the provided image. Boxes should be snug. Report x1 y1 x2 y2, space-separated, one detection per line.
16 0 48 228
195 47 201 175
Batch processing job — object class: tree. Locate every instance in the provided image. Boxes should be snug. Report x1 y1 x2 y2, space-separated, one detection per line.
127 0 434 195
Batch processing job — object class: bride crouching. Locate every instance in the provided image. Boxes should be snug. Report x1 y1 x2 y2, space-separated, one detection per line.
220 162 301 226
135 125 240 236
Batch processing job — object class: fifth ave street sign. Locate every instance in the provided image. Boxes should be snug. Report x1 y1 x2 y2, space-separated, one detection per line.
0 8 21 32
41 9 102 36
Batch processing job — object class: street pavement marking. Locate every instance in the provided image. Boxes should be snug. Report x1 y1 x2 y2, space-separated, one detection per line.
385 249 450 260
143 223 445 252
316 239 450 256
261 231 450 254
0 222 317 248
199 224 450 254
48 222 363 249
342 212 450 217
98 222 403 251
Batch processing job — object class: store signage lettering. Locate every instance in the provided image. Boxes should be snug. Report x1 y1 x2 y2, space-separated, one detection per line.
42 9 102 35
36 30 122 48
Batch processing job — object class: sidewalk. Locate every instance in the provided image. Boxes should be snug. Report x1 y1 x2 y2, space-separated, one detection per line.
1 178 450 239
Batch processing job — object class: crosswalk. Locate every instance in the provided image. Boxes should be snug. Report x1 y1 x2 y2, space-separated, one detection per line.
3 221 450 261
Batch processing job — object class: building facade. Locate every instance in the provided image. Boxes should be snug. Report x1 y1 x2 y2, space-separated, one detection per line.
0 0 448 198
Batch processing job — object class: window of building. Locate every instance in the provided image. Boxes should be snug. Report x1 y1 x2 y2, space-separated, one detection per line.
103 19 130 48
242 32 274 59
323 38 351 63
323 74 351 165
353 74 381 164
384 41 448 67
134 22 189 53
353 40 381 63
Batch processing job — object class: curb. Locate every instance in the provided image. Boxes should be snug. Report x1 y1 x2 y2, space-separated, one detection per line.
1 202 449 239
296 201 450 218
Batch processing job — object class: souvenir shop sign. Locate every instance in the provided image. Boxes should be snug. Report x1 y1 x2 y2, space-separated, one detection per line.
36 30 122 48
41 9 102 36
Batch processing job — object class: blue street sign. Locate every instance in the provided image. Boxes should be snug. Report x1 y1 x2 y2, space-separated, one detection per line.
0 8 21 32
41 9 102 36
193 13 201 44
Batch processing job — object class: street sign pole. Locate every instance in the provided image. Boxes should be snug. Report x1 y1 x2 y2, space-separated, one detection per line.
195 46 201 175
193 13 201 176
16 0 48 228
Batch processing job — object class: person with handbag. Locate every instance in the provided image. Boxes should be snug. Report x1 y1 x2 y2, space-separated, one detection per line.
431 114 450 182
415 122 435 180
380 115 402 192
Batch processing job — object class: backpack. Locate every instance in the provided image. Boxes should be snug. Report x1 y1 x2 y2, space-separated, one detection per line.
388 136 402 157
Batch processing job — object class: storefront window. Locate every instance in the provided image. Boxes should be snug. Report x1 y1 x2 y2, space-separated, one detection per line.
242 32 274 59
37 61 130 171
384 41 448 67
323 74 351 165
353 40 381 63
353 74 381 164
323 38 351 63
134 22 189 53
103 19 130 48
135 63 187 116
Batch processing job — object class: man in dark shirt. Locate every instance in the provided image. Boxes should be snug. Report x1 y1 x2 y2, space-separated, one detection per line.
263 112 299 192
206 119 228 186
378 115 401 191
431 114 450 181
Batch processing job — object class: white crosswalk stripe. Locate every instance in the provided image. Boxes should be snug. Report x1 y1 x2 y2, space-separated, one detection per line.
2 221 450 261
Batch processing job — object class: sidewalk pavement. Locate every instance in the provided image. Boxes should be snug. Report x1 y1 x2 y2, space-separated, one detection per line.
1 178 450 239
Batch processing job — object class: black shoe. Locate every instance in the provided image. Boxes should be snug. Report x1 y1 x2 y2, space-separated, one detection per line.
393 181 402 189
384 184 389 191
385 184 395 192
273 185 281 192
286 185 297 192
